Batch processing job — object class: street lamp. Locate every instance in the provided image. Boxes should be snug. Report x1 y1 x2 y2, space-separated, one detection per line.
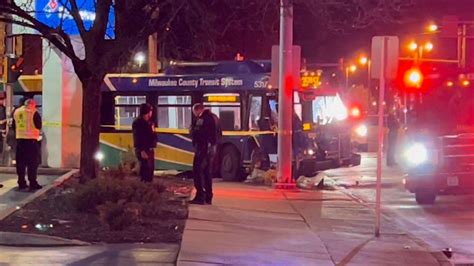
134 52 146 67
424 42 434 52
407 41 434 63
408 41 418 51
345 64 357 90
357 55 372 111
359 56 368 66
427 23 438 33
349 64 357 73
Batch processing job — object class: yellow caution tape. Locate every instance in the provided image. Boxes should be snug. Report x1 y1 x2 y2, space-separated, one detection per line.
100 125 276 136
42 121 81 128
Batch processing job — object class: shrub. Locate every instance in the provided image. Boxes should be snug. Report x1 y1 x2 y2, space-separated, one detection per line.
97 201 141 231
69 173 167 230
119 147 139 176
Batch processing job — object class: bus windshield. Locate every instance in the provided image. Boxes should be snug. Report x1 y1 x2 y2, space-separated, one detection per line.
310 94 348 125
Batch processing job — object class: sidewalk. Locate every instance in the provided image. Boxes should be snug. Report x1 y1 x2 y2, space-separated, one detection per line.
0 173 60 219
178 181 449 265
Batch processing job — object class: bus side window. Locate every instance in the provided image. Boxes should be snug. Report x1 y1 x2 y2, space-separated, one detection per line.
157 95 192 129
249 95 262 130
114 95 147 129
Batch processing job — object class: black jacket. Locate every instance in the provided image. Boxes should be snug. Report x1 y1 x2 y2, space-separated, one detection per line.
132 117 156 151
387 113 400 131
190 110 222 147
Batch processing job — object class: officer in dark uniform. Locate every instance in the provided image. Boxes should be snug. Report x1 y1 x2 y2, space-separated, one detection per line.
0 98 5 188
387 108 400 166
132 103 157 182
189 103 222 205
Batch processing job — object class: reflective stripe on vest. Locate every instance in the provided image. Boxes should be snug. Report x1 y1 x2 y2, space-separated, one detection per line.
14 106 40 140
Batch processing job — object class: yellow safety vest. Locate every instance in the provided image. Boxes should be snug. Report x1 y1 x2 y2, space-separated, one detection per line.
14 106 40 140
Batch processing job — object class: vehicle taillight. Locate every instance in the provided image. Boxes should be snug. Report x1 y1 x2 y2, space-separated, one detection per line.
350 106 361 118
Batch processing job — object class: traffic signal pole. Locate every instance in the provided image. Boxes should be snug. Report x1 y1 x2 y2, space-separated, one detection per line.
4 13 13 166
276 0 293 185
375 37 388 237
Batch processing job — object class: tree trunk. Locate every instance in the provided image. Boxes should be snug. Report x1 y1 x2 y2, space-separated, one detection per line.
79 76 103 182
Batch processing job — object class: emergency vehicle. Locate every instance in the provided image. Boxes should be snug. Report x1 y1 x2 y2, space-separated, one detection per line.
400 64 474 204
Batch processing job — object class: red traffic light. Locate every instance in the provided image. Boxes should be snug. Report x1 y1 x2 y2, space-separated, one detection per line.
404 67 423 88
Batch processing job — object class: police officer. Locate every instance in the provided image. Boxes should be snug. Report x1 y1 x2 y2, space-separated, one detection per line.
189 103 222 205
132 103 157 182
387 108 400 166
0 98 5 188
13 98 42 191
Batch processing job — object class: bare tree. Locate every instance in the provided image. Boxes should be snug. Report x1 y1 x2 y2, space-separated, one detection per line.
0 0 185 181
159 0 415 61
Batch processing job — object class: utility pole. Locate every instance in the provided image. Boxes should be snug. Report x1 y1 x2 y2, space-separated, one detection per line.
4 1 12 118
4 2 13 166
148 33 158 73
276 0 293 185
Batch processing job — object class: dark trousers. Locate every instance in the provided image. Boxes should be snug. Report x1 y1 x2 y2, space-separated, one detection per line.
16 139 40 187
193 145 215 201
136 149 155 182
387 130 398 166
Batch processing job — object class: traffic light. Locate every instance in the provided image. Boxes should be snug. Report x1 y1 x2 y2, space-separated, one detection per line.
2 56 24 83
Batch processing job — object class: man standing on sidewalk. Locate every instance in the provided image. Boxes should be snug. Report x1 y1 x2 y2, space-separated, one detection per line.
189 103 222 205
132 103 157 182
13 99 42 191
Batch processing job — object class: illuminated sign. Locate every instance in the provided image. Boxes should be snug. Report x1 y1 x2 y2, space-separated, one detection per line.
148 77 245 88
301 76 321 88
303 123 311 131
35 0 115 37
301 71 322 88
205 95 239 103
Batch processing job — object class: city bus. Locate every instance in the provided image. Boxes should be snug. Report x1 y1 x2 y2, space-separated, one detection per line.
98 60 360 180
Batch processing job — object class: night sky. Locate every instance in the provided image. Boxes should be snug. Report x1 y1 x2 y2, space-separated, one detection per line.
211 0 474 64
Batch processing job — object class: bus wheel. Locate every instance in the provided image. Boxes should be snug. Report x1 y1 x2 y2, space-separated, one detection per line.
415 190 436 205
220 145 242 181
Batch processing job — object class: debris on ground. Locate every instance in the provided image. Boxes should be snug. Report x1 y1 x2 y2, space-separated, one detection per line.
296 172 325 190
244 169 277 186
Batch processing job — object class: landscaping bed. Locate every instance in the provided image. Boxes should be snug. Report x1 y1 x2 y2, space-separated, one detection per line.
0 172 193 244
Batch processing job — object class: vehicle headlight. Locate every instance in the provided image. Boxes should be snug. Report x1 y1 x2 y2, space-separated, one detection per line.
307 148 315 156
355 125 368 137
404 143 428 166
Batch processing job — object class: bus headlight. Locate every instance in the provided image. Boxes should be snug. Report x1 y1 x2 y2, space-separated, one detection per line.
404 143 428 166
355 125 368 137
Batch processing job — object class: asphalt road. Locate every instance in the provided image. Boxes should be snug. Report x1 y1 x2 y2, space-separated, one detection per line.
324 153 474 264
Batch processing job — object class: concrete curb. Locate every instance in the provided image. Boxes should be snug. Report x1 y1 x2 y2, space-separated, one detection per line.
0 232 90 247
0 169 78 221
